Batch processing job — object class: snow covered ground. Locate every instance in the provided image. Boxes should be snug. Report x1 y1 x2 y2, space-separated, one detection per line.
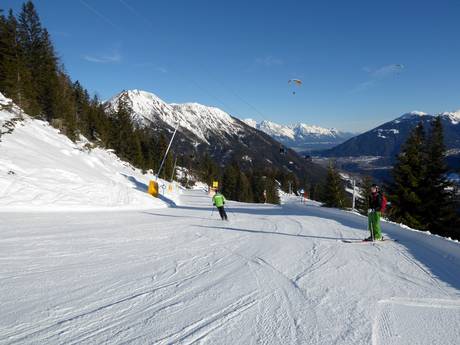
0 97 180 211
1 190 459 344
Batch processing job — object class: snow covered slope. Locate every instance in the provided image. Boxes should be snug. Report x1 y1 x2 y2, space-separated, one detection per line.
0 93 178 211
1 190 459 344
244 119 354 151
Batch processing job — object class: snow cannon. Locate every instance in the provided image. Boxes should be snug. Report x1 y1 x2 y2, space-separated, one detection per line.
148 180 159 197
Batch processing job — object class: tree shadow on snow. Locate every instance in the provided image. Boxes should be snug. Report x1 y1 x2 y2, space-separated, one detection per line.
141 211 212 221
196 225 359 242
121 173 177 206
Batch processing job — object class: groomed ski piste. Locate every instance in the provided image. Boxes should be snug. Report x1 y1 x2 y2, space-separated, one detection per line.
1 93 460 344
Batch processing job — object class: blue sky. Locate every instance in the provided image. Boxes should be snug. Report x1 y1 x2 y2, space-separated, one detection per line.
3 0 460 132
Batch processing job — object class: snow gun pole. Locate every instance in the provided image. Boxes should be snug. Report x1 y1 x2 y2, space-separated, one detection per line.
157 123 179 179
170 156 178 182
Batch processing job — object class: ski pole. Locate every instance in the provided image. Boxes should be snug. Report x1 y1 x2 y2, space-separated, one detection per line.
370 211 374 242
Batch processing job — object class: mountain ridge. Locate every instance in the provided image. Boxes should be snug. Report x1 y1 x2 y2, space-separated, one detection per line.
243 119 355 152
106 89 327 184
320 110 460 159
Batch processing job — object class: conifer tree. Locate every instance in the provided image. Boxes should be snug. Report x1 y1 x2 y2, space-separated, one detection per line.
236 171 252 202
0 9 37 113
108 93 138 162
54 72 77 140
250 172 266 203
357 175 373 215
265 176 280 204
421 117 456 234
156 133 174 180
162 149 175 181
18 1 58 120
308 183 322 201
322 161 346 208
198 152 219 186
221 164 238 200
388 123 426 229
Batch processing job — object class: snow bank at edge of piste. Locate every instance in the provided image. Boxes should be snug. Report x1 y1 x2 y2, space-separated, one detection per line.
0 93 180 211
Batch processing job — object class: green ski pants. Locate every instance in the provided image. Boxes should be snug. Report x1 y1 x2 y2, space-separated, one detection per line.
368 211 382 240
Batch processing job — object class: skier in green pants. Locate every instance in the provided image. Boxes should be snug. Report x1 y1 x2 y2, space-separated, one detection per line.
365 184 386 241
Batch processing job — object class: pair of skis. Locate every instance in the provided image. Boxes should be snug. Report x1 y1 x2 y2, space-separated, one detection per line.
341 212 397 243
342 217 397 243
341 237 398 244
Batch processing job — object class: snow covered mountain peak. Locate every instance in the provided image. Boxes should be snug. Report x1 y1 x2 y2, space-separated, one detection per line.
257 120 296 139
244 119 343 139
440 110 460 125
290 123 339 137
243 118 257 128
397 111 429 121
395 109 460 125
242 119 354 151
107 90 242 143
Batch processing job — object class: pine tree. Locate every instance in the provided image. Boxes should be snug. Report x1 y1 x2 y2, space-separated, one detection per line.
162 149 175 181
89 95 111 145
322 161 346 208
308 183 322 201
251 172 266 203
221 164 238 200
18 2 59 120
156 133 174 180
54 72 77 140
198 152 219 186
357 175 373 215
0 9 37 113
388 123 426 229
108 93 139 164
265 176 280 204
421 117 457 235
236 171 252 202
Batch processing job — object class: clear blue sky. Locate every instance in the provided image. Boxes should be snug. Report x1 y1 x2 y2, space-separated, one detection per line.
3 0 460 132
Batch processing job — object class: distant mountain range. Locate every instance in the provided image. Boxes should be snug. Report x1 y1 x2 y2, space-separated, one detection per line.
320 111 460 158
243 119 355 152
106 90 326 184
315 110 460 181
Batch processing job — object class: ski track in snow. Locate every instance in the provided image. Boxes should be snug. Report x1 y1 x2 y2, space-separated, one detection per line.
1 190 460 345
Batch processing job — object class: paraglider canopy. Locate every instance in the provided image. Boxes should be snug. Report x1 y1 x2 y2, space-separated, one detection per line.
288 79 302 85
288 79 302 94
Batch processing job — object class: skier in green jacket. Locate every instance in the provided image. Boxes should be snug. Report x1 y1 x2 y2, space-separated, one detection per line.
212 191 228 221
365 184 385 241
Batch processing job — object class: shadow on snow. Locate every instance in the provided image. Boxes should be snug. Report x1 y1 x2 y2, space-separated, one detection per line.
172 201 460 292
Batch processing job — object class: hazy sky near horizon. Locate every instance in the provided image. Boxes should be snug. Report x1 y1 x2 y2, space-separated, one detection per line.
3 0 460 132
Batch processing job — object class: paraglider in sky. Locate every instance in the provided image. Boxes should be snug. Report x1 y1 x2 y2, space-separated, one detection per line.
288 79 302 94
